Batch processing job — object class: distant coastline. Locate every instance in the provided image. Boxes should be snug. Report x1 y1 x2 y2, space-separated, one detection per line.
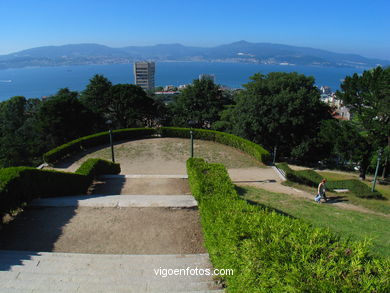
0 62 365 101
1 41 388 71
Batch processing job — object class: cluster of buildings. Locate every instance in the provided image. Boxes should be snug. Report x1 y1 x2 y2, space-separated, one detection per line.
319 86 351 120
133 62 352 121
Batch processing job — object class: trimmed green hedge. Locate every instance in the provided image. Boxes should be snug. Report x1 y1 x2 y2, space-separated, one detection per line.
187 158 390 292
277 163 382 198
159 127 270 163
1 158 121 220
75 158 120 178
43 128 156 164
0 167 90 219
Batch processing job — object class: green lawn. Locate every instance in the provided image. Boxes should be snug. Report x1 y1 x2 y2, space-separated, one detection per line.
237 185 390 258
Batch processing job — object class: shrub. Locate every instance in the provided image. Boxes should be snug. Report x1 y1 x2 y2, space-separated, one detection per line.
0 167 90 219
327 179 382 199
75 158 120 178
160 127 270 163
0 158 121 220
187 158 390 292
276 163 382 198
43 128 156 164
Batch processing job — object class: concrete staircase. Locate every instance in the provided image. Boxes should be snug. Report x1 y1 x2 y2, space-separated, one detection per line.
0 250 223 293
0 175 223 293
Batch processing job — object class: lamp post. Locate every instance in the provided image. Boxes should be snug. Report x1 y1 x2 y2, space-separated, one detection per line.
188 120 196 158
372 149 382 192
272 145 277 165
106 120 115 163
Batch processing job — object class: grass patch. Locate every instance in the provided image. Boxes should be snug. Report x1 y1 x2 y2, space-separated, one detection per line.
238 185 390 258
283 180 390 215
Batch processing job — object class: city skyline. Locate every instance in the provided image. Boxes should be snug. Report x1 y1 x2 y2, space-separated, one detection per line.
1 0 390 59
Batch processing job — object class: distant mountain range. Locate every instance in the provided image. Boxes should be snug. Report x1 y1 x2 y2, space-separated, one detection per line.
0 41 389 69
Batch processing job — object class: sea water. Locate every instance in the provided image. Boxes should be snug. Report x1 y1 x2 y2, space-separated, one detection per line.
0 62 364 101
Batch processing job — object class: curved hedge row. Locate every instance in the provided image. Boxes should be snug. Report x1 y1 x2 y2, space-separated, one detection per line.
0 159 120 220
159 127 270 163
43 128 156 164
44 127 270 165
187 158 390 292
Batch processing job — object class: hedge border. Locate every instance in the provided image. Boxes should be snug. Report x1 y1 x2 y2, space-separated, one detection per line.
159 127 270 163
43 128 157 164
0 158 120 220
187 158 390 291
43 127 270 165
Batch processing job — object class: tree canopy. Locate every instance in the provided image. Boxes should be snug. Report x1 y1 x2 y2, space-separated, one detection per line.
225 72 331 161
171 78 230 128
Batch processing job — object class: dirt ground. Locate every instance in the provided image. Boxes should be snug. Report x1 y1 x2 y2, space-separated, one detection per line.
0 207 206 254
51 137 263 174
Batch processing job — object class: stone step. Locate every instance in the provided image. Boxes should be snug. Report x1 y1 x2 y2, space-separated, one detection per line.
30 195 198 208
91 177 191 196
0 251 223 292
100 174 188 179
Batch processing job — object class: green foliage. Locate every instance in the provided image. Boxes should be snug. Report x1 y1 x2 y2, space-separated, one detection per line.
107 84 156 128
277 163 382 198
0 158 121 220
223 72 331 162
43 128 156 164
187 158 390 292
75 158 120 178
159 127 270 162
0 167 90 219
170 78 231 128
80 74 112 117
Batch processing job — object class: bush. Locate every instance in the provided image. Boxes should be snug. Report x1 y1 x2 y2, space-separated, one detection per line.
75 158 120 178
276 163 382 198
1 158 121 220
0 167 90 219
160 127 270 163
43 128 156 164
187 158 390 292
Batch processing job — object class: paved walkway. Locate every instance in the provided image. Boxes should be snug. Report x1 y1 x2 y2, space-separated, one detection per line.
0 175 222 292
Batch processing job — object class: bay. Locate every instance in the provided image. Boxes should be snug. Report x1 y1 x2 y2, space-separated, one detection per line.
0 62 364 101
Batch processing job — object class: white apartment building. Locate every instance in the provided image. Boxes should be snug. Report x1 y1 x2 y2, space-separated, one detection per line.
134 61 155 91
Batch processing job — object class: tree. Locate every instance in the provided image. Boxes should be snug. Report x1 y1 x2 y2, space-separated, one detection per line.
171 78 230 128
36 88 98 148
106 84 155 128
80 74 112 118
0 96 30 166
337 66 390 179
318 119 372 171
226 72 331 162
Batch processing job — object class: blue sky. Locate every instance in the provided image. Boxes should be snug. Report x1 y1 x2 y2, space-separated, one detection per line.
1 0 389 59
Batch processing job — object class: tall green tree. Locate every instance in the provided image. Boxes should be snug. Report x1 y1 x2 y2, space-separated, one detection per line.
171 79 230 128
80 74 112 118
0 96 30 166
227 72 331 161
337 66 390 178
36 88 98 148
106 84 155 128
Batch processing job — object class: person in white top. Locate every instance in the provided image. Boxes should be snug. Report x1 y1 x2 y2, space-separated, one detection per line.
315 179 327 203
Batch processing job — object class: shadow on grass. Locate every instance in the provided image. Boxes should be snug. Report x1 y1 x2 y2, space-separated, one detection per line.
234 185 296 219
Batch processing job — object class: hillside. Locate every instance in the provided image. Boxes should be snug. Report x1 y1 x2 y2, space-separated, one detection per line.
0 41 389 69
